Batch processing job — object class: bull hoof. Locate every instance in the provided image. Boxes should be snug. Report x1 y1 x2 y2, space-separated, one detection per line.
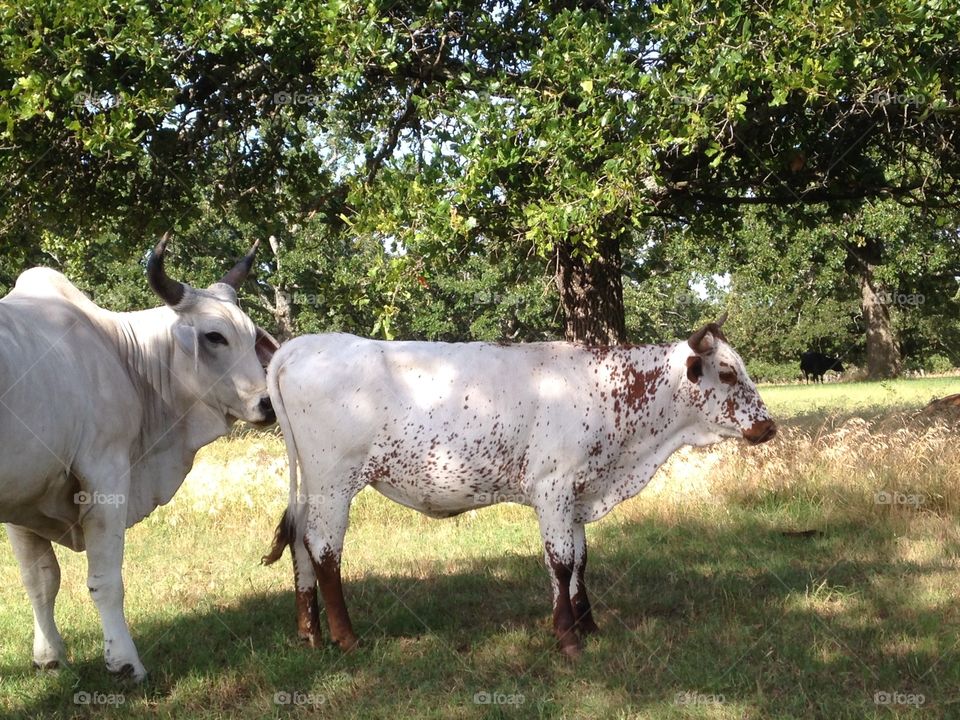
32 659 61 672
107 663 147 683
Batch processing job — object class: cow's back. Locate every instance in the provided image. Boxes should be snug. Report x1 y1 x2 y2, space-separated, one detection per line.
272 334 590 513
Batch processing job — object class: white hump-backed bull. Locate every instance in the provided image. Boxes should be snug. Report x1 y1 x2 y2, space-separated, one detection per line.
263 315 775 657
0 236 279 681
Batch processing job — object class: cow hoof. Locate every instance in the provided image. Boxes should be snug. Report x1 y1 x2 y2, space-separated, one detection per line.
560 642 582 660
335 635 359 653
32 659 61 672
299 632 324 649
577 619 601 636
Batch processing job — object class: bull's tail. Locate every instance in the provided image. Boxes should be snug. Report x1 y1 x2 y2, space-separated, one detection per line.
262 354 301 565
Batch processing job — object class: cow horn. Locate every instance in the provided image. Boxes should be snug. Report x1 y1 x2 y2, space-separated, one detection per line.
687 314 728 354
147 232 186 307
220 239 261 289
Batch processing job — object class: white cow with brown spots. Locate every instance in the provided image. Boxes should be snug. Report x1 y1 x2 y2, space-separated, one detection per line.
263 316 775 657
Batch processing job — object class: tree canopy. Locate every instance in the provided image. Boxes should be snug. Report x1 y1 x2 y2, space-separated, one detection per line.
2 0 959 374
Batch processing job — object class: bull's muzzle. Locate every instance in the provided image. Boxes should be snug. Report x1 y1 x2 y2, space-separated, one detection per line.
251 396 276 426
742 419 776 444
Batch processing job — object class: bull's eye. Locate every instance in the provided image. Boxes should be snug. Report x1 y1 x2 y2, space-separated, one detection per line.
204 331 228 346
718 370 737 385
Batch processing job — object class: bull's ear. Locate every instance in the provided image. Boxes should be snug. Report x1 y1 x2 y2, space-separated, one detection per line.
173 324 200 371
685 355 704 383
255 327 280 368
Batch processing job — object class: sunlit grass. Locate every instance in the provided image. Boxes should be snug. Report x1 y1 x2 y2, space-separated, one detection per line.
2 377 960 718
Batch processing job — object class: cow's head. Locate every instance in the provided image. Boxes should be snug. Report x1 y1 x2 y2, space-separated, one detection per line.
147 234 279 427
680 313 776 445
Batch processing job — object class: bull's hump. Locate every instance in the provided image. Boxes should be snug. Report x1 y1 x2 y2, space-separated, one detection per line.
10 268 101 313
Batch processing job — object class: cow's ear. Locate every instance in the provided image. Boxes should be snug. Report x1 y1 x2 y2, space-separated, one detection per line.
255 327 280 368
686 355 704 383
173 324 200 371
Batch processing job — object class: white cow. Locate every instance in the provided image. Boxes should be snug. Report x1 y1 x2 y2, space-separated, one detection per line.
0 236 279 681
263 317 775 657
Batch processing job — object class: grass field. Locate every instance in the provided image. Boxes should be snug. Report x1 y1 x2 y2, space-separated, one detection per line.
3 377 960 719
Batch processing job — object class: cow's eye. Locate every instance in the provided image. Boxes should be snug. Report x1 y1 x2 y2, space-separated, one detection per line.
204 331 228 346
718 370 737 385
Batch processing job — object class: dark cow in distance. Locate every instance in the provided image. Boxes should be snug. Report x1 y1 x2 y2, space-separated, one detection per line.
800 351 844 383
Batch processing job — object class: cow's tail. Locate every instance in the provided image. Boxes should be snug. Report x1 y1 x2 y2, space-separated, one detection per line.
262 355 300 566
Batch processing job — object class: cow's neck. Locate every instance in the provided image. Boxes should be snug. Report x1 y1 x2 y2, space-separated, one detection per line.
603 343 721 499
110 309 229 452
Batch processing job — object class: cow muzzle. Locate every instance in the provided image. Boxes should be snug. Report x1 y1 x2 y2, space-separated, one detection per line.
742 419 776 444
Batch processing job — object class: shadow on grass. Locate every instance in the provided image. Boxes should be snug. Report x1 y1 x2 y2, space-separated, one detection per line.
6 507 958 719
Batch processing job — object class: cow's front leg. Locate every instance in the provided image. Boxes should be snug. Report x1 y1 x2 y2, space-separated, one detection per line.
534 497 580 658
79 484 145 681
570 522 599 636
6 524 67 670
302 500 358 652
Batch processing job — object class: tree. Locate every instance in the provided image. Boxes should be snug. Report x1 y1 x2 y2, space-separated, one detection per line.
1 1 959 347
721 202 960 379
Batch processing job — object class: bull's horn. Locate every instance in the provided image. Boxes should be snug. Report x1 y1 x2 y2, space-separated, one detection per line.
715 310 728 327
147 232 186 307
220 239 261 289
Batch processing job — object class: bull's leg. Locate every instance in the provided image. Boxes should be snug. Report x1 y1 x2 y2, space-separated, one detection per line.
534 500 581 658
6 524 67 670
302 502 358 652
78 477 145 681
570 522 599 636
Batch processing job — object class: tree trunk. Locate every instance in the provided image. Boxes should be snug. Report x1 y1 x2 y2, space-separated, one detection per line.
555 234 626 346
272 285 295 342
856 259 901 379
267 235 296 342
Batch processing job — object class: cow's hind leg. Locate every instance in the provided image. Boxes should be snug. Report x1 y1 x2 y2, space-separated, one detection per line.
302 501 358 652
263 510 322 647
534 497 581 658
570 522 599 636
292 534 322 647
6 524 67 670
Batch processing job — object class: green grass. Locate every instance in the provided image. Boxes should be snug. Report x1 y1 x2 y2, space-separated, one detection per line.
3 378 960 718
759 376 960 424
